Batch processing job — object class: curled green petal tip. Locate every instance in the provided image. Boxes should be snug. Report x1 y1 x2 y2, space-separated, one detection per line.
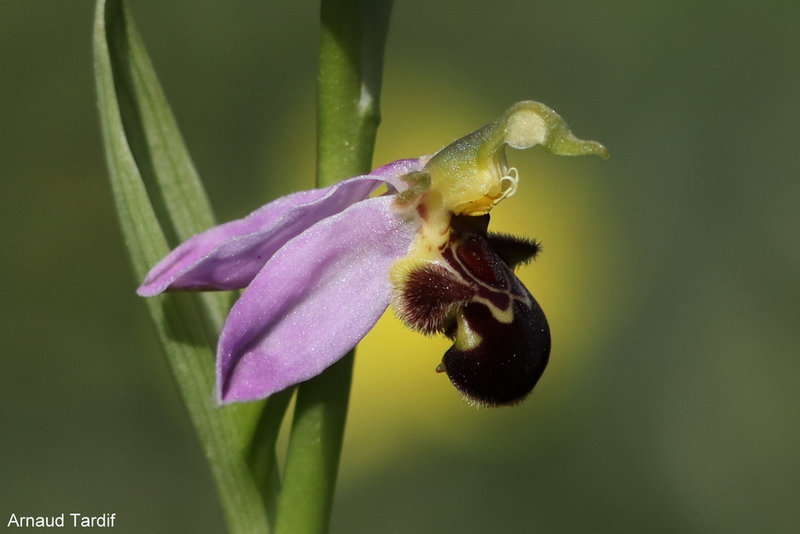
422 100 608 216
500 100 609 158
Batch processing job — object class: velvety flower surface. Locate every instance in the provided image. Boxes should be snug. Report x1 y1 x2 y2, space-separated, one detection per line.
139 101 607 405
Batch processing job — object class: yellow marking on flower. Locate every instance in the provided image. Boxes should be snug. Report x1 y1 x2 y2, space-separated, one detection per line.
472 295 514 324
452 309 482 351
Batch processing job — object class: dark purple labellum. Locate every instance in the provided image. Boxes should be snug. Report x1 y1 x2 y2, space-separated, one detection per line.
439 215 550 406
395 214 550 406
441 283 550 406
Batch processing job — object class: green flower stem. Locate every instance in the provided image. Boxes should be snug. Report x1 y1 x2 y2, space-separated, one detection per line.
316 0 393 187
274 1 393 533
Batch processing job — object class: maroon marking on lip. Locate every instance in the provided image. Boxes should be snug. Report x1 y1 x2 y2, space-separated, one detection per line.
397 263 476 335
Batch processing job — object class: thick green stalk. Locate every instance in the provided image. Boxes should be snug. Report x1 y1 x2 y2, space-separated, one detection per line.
274 1 393 533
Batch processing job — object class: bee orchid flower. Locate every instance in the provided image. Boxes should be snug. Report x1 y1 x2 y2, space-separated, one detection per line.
138 101 607 406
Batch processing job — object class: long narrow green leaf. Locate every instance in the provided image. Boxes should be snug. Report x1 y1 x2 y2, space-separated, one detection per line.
100 0 231 332
112 6 216 241
94 1 278 531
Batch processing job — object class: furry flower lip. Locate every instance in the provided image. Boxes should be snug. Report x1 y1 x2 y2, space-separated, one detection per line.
138 101 607 406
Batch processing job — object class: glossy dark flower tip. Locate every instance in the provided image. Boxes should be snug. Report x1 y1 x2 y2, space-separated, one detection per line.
439 216 550 406
441 291 550 407
394 214 550 406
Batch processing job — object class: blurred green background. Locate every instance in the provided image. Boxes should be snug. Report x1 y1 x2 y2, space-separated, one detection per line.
2 1 798 532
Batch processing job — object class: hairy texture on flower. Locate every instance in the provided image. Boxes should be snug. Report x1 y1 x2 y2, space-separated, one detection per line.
138 101 606 405
392 262 476 335
392 214 549 406
486 233 541 268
